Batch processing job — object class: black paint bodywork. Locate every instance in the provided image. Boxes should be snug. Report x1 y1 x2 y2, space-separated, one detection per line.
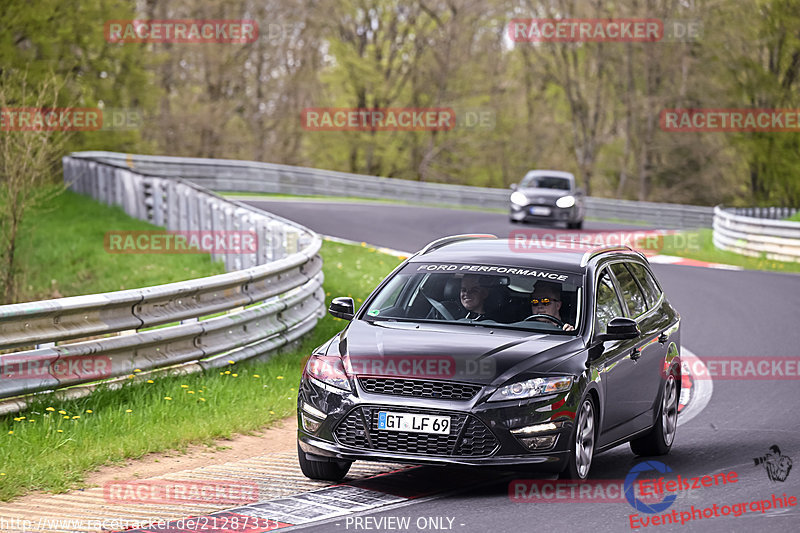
297 240 681 474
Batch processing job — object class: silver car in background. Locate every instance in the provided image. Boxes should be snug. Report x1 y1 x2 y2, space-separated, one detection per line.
509 170 585 229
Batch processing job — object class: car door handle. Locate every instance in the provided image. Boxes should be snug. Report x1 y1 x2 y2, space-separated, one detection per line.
658 332 669 344
630 347 642 361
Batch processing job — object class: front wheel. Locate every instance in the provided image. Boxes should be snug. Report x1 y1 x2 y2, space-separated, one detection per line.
630 373 678 456
560 397 596 479
297 442 353 481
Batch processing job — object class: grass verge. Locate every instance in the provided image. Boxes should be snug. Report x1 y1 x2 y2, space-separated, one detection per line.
0 240 402 501
659 229 800 273
13 190 225 303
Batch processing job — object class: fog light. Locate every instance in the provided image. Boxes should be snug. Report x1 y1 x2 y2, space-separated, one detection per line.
517 435 558 450
510 421 566 436
511 421 566 450
301 413 322 433
301 402 327 433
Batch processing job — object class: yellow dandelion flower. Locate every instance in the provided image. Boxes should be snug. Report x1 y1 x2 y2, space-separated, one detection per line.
224 371 231 375
147 380 154 384
228 360 235 365
198 389 203 393
18 416 25 420
85 410 93 414
72 416 80 419
0 472 5 475
134 369 142 373
253 375 260 378
58 410 66 415
57 430 63 433
180 384 189 388
127 375 135 379
125 409 132 413
219 372 224 375
164 396 172 401
232 374 238 377
7 431 12 435
28 419 35 422
46 407 55 412
269 410 275 414
276 376 284 380
187 391 195 394
63 416 70 419
199 398 206 402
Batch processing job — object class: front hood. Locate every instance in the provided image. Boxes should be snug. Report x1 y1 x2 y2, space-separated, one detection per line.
518 188 570 203
329 320 584 386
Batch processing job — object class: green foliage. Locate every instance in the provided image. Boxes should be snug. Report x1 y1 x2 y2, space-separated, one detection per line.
14 190 225 302
0 240 402 500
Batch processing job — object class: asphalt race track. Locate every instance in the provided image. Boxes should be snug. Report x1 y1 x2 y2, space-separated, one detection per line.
247 199 800 533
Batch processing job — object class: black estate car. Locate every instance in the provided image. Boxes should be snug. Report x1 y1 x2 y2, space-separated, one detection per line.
297 235 681 480
509 170 586 228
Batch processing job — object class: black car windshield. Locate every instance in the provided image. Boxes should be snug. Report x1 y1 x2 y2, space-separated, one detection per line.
520 175 571 190
363 262 582 334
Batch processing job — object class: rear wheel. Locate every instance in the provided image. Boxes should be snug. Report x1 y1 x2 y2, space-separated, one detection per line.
297 442 352 481
560 397 596 479
630 374 678 456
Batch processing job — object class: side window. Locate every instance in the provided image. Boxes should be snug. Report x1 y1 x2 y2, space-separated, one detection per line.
609 263 648 317
595 268 623 333
627 262 662 309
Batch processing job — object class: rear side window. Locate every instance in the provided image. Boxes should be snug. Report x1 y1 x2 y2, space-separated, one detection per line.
595 268 623 333
609 263 648 317
627 262 662 309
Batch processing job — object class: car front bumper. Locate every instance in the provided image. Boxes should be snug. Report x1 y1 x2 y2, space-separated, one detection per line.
296 375 577 473
510 203 581 223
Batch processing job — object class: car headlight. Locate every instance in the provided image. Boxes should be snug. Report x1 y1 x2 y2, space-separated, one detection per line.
556 195 575 208
510 191 529 206
487 376 572 402
304 353 351 391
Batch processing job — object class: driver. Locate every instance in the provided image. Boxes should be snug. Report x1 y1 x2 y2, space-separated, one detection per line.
529 281 574 331
460 274 496 321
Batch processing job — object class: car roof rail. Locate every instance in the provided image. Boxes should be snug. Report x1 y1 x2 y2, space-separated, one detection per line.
418 234 497 255
580 245 636 267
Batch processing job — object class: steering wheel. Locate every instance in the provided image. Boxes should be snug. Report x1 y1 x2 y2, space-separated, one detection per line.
523 313 565 327
422 293 455 321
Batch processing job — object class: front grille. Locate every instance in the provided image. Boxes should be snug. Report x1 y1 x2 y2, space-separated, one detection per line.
333 406 498 457
358 377 482 401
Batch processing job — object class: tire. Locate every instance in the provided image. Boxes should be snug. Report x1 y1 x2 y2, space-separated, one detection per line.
567 221 583 230
510 217 520 224
560 396 597 479
297 442 353 481
630 373 678 456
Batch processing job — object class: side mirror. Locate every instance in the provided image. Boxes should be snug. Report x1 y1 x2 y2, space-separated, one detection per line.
329 297 355 320
510 183 518 191
595 317 639 342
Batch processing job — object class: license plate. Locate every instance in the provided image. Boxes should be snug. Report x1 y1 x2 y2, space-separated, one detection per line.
377 411 451 435
530 206 551 216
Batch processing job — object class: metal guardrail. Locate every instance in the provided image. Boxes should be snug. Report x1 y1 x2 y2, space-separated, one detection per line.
0 157 325 408
713 205 800 263
72 151 715 228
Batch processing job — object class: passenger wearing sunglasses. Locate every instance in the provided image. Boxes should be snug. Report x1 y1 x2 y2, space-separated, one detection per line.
527 281 575 331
